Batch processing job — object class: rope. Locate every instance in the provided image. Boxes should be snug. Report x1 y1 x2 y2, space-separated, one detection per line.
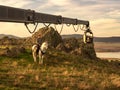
54 24 64 34
72 24 80 32
25 22 38 34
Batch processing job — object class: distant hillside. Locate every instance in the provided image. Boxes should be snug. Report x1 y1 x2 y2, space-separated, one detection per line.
0 34 20 39
94 37 120 42
62 34 82 39
62 34 120 43
0 34 120 42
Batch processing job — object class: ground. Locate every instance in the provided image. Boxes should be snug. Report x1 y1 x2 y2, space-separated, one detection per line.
94 42 120 52
0 49 120 90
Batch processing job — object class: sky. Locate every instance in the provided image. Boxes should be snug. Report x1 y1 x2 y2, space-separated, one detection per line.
0 0 120 37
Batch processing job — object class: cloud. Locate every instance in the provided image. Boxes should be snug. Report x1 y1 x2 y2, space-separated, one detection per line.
0 0 120 37
107 10 120 19
0 0 32 8
49 0 70 6
91 18 120 37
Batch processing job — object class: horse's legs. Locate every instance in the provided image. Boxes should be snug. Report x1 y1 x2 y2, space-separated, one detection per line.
41 55 44 64
38 51 42 64
39 51 44 64
32 51 37 63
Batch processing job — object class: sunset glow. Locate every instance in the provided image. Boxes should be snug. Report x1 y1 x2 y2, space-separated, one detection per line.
0 0 120 37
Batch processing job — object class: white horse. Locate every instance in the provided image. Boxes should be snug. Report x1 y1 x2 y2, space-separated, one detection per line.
32 42 48 64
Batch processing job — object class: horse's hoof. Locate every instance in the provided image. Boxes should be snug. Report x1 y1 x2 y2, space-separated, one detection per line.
34 61 37 63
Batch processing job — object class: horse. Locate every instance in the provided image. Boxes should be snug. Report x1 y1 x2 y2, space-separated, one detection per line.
32 41 48 64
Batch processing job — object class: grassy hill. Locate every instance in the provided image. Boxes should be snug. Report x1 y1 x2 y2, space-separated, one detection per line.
62 34 82 39
0 31 120 89
0 34 20 39
0 49 120 90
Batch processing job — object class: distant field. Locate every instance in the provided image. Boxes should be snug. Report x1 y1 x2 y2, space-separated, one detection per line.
94 42 120 52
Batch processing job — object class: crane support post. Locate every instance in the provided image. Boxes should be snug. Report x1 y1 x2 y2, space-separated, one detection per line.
0 5 89 26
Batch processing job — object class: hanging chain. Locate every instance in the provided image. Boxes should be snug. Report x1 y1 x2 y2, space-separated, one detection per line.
43 23 51 27
72 24 80 32
80 25 87 31
54 24 64 34
25 22 38 34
